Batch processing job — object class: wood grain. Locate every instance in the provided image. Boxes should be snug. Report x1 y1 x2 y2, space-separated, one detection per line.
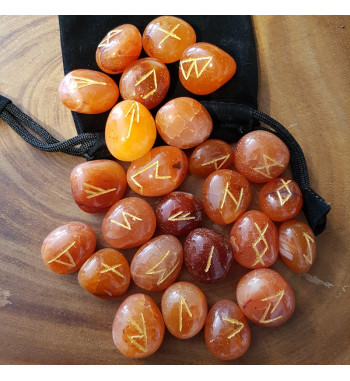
0 15 349 365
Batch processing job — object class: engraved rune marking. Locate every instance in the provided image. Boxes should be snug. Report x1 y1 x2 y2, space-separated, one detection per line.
222 317 245 339
302 232 315 265
201 154 230 171
204 246 215 273
146 251 180 286
276 179 292 206
252 223 269 266
168 211 195 222
179 56 213 80
259 289 285 324
130 160 171 190
71 76 107 90
157 23 181 45
125 102 140 139
84 183 116 199
253 154 284 179
100 263 124 278
111 211 142 230
219 182 244 211
47 241 76 267
135 69 158 99
127 313 148 353
179 295 192 332
98 29 122 47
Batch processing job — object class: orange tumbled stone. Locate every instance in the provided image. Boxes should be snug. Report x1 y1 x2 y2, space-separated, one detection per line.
143 16 196 64
102 197 156 249
105 100 156 162
230 210 278 269
41 222 96 274
279 220 316 273
127 146 188 197
189 139 234 177
155 97 213 149
78 248 130 298
119 57 170 109
202 169 251 225
96 24 142 75
234 130 290 183
179 42 237 95
161 281 208 339
112 293 165 358
130 235 183 292
205 300 251 361
58 69 119 114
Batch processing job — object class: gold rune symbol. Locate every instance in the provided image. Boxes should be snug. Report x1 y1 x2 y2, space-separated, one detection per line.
47 241 76 267
98 29 122 47
302 232 315 265
84 183 116 198
220 182 244 211
179 56 213 80
253 154 284 179
135 69 157 99
71 76 107 90
100 263 124 278
130 160 171 191
168 211 195 222
222 317 244 339
127 313 148 353
157 23 181 45
259 290 285 324
125 102 140 139
204 246 215 273
179 295 192 332
252 223 269 266
201 154 230 170
111 211 142 230
146 251 180 286
276 179 292 206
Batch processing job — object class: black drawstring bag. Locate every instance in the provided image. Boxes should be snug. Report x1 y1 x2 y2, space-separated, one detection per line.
0 15 330 235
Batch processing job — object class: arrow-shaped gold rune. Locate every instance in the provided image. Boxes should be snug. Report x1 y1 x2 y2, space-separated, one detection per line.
71 76 107 90
146 251 180 286
222 317 245 339
259 289 285 324
168 211 195 222
127 313 148 353
47 241 76 267
111 211 142 230
84 183 116 198
98 29 122 47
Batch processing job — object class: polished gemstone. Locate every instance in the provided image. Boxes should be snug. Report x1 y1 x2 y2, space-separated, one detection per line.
279 220 316 273
102 197 156 249
236 268 295 327
143 16 196 63
105 100 156 162
184 228 234 283
205 300 251 360
161 281 207 339
112 293 165 358
127 146 188 197
179 42 236 95
230 210 278 269
78 248 130 298
58 69 119 114
202 169 251 225
119 57 170 109
234 130 290 183
96 24 142 75
41 222 96 274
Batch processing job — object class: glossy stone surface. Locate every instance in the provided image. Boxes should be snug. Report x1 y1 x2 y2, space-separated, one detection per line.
234 130 290 183
119 57 170 109
78 248 130 298
161 281 207 339
236 268 295 327
155 97 212 149
189 139 234 177
230 210 278 269
259 177 303 221
41 222 96 274
58 69 119 114
70 160 127 213
155 191 204 236
184 228 234 283
179 42 236 95
143 16 196 63
112 293 164 358
102 197 156 249
105 100 156 162
130 235 183 292
202 169 251 225
205 300 251 360
127 146 188 197
279 220 316 273
96 24 142 75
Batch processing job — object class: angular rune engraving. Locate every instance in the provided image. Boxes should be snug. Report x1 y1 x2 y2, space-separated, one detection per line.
157 23 181 45
179 295 192 332
71 76 107 90
252 154 284 179
252 223 269 266
98 29 122 47
127 313 148 353
222 317 244 339
168 211 195 222
220 182 244 211
84 183 116 199
47 241 76 267
201 154 230 171
100 263 124 278
111 211 142 230
302 232 315 265
204 246 215 273
125 101 140 139
146 251 180 286
259 289 285 324
130 160 171 190
179 56 213 80
276 179 292 206
135 69 158 99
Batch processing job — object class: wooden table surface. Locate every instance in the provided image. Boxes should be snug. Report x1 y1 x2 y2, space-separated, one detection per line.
0 15 349 365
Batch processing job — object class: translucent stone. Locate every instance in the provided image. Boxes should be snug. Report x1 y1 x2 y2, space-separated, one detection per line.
112 293 164 358
236 268 295 327
78 248 130 298
143 16 196 63
58 69 119 114
130 235 183 292
179 42 237 95
70 160 127 213
41 222 96 274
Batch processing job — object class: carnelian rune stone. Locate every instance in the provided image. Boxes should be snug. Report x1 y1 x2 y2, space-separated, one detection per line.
58 69 119 114
179 42 237 95
143 16 196 63
236 268 295 327
202 169 251 225
102 197 156 249
279 220 316 273
41 222 96 274
96 24 142 75
78 248 130 298
205 300 251 361
127 146 188 197
112 293 165 358
119 57 170 109
130 234 183 292
105 100 156 162
230 210 278 269
234 130 290 183
155 97 213 149
70 160 127 213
